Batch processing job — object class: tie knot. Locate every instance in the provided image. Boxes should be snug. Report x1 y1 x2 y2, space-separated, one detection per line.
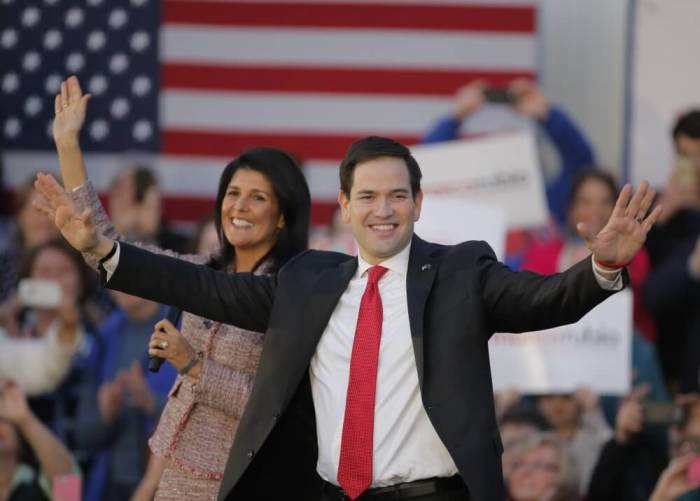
367 265 388 285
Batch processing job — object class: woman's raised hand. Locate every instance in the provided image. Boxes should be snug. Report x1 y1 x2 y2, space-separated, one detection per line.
52 76 90 144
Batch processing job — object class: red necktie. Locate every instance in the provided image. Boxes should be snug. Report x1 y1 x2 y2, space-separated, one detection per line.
337 265 389 500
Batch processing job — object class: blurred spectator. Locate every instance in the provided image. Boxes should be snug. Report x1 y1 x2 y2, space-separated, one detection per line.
498 402 551 481
75 291 175 501
536 388 612 494
309 205 356 254
506 431 579 501
644 110 700 391
107 166 189 254
0 379 78 501
422 80 595 225
0 176 60 302
588 385 668 501
189 213 219 256
650 454 700 501
0 239 98 466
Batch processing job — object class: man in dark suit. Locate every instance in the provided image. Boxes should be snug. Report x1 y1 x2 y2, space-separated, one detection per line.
35 136 661 501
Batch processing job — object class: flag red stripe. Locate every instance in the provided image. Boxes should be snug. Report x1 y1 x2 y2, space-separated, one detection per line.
163 1 535 33
163 63 536 96
162 130 421 161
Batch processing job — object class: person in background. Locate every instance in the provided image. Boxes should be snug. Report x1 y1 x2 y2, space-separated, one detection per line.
107 166 189 254
498 403 551 482
422 79 595 226
74 290 175 501
0 239 97 470
649 454 700 501
189 213 219 257
587 385 668 501
506 432 579 501
0 379 78 501
0 177 60 302
51 77 313 500
535 388 611 495
644 109 700 391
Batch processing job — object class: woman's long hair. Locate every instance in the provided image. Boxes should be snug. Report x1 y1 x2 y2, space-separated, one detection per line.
212 148 311 273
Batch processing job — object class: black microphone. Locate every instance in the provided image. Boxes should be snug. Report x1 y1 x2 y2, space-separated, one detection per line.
148 306 183 373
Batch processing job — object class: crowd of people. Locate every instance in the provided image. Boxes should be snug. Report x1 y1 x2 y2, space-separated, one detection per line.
0 75 699 501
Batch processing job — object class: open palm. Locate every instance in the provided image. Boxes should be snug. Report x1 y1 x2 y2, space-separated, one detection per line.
33 173 99 252
577 181 663 266
52 76 90 143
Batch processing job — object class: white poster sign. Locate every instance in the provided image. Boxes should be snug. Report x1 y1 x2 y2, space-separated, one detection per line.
415 197 507 260
489 290 633 395
629 0 700 187
411 130 548 228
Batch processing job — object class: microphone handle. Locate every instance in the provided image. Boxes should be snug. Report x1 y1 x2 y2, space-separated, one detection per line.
148 306 183 373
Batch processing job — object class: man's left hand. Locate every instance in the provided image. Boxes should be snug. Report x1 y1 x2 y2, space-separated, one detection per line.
578 181 663 267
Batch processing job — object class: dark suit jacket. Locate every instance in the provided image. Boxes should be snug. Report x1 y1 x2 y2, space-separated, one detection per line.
105 235 623 501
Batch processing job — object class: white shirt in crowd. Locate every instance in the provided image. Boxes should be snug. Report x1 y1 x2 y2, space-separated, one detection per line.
0 322 84 396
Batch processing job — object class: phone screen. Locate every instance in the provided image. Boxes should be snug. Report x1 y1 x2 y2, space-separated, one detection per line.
484 88 515 104
642 401 685 426
17 278 62 309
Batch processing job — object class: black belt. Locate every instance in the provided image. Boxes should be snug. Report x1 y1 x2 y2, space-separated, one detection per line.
321 475 466 500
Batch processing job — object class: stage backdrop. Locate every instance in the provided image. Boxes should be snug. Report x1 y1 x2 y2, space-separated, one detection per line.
0 0 537 226
628 0 700 187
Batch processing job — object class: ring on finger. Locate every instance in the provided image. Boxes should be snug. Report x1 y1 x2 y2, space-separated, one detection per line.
160 340 169 349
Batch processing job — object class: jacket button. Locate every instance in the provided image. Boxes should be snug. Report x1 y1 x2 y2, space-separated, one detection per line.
272 413 280 423
247 450 255 460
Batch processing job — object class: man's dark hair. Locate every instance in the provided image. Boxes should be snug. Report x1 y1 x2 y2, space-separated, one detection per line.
132 165 158 203
339 136 422 198
672 110 700 141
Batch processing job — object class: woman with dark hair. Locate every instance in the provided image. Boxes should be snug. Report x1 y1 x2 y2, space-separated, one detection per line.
50 77 312 500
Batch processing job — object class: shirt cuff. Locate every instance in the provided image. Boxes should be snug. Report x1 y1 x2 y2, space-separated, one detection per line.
101 242 121 282
591 258 624 291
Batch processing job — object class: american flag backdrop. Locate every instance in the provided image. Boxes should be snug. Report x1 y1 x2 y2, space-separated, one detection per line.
1 0 537 227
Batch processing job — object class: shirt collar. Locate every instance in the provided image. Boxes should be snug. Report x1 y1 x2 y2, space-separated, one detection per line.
356 239 412 279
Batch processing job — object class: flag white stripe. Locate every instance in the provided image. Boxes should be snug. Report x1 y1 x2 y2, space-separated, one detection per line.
162 26 536 70
162 90 534 137
161 90 453 134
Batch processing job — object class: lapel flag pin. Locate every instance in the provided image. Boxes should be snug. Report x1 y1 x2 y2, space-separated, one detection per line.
421 264 432 271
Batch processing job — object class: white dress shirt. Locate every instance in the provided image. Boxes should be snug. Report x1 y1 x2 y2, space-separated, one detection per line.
102 239 623 487
311 241 458 487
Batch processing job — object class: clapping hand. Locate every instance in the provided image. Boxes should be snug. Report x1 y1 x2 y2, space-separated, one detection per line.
577 181 663 268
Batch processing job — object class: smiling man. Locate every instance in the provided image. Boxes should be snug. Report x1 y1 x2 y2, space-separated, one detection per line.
36 136 661 501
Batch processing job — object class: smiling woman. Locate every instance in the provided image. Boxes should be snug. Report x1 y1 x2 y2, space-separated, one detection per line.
48 76 313 501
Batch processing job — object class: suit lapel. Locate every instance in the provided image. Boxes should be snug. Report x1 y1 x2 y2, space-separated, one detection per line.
303 257 358 351
406 235 437 389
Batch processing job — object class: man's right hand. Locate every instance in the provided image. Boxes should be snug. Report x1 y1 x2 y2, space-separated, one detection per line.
33 172 113 258
52 76 90 145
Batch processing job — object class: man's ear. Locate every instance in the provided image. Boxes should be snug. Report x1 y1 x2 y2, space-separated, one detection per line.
413 189 423 222
338 190 351 224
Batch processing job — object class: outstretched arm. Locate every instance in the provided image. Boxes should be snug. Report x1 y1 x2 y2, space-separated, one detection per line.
482 182 662 332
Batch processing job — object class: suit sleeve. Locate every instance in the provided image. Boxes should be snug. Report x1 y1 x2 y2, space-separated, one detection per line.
103 242 277 332
474 241 624 333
